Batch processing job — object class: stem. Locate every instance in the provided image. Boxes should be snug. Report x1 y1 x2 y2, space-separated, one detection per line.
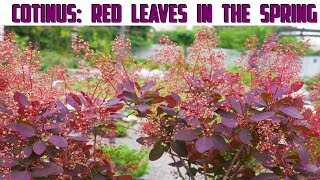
179 158 196 180
203 161 208 180
223 144 245 180
169 151 185 180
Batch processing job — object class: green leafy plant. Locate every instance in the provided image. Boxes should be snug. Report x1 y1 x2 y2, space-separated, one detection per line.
116 120 133 137
102 145 149 177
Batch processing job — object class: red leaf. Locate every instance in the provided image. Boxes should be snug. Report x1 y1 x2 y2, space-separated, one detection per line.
48 135 68 148
195 137 214 153
277 107 304 119
251 112 275 122
291 81 304 92
117 175 133 180
33 140 47 155
302 108 313 119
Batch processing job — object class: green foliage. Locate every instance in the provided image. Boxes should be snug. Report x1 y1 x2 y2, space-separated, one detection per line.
227 66 252 85
127 26 152 50
153 26 301 52
102 145 149 177
39 50 79 71
8 26 152 55
304 76 320 89
116 120 133 137
7 26 72 53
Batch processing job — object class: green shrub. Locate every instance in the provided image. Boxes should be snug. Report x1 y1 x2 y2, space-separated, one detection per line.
116 120 133 137
102 145 149 177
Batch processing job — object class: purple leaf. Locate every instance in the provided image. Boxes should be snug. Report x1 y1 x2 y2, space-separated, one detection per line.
8 123 35 138
67 136 89 142
66 94 81 110
171 141 188 157
122 91 139 102
211 135 228 151
123 80 134 92
195 137 214 153
109 113 126 119
175 130 198 141
38 122 65 131
186 116 200 127
297 140 309 165
31 162 63 177
271 85 288 99
136 104 149 113
254 153 275 168
240 128 252 144
251 112 275 122
271 115 281 123
294 162 318 173
0 101 10 113
160 105 176 116
56 100 69 118
21 146 32 158
13 92 30 107
10 171 31 180
0 157 19 168
278 107 304 119
140 81 155 92
149 144 165 161
48 135 68 148
213 123 228 132
170 92 181 103
226 97 244 114
252 173 278 180
221 118 238 128
33 140 47 155
216 109 237 119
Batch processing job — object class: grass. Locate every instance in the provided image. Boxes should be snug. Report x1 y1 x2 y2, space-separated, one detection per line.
39 50 79 71
102 145 149 177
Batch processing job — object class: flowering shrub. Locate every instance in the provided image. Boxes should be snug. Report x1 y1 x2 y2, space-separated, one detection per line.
1 27 320 180
0 34 130 179
120 28 320 179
